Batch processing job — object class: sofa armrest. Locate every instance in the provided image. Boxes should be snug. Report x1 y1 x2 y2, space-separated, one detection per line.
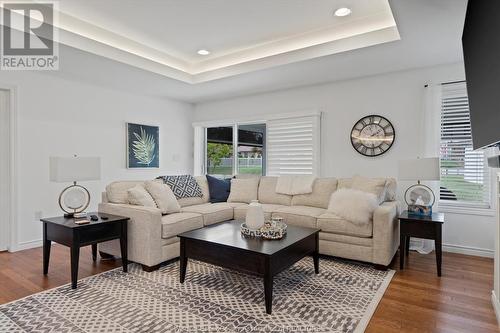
98 203 163 266
372 201 400 266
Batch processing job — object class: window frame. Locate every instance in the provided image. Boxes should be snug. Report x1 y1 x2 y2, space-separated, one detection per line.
438 81 494 213
192 110 321 177
202 121 267 177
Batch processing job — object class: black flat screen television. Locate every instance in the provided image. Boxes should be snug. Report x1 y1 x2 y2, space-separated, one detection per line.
462 0 500 150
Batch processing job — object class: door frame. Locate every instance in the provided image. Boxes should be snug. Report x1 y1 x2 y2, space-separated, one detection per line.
0 85 18 252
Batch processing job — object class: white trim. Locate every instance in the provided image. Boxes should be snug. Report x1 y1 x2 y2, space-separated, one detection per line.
10 239 43 252
232 124 238 175
0 85 18 253
192 110 321 128
438 203 496 217
442 243 494 258
192 127 205 176
0 89 9 251
492 291 500 324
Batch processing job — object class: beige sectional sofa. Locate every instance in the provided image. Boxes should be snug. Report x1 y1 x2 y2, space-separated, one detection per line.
98 176 399 271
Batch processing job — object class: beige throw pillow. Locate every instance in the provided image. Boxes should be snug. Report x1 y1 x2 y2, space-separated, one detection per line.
144 181 181 214
227 178 259 203
127 185 157 207
350 175 387 203
327 188 379 225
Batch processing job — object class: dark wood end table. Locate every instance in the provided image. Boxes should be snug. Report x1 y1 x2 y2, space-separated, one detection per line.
40 212 129 289
178 220 320 315
399 210 444 276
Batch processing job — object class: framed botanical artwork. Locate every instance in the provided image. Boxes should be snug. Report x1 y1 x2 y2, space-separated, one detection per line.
127 123 159 168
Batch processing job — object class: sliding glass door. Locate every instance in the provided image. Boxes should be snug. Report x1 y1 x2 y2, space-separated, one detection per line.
206 126 234 176
237 124 265 175
205 123 266 177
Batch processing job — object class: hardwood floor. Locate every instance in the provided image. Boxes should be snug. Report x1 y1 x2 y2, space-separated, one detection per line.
367 251 498 333
0 245 120 304
0 245 498 332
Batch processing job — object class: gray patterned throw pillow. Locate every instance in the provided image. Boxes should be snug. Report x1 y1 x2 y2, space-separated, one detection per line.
157 175 203 199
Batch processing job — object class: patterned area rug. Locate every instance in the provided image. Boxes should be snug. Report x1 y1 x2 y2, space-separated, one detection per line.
0 257 394 333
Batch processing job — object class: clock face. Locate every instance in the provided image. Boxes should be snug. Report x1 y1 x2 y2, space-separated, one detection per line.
350 115 395 157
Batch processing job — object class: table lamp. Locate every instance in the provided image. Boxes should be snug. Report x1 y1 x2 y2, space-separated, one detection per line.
398 157 440 216
50 156 101 218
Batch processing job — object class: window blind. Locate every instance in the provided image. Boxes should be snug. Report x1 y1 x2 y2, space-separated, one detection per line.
440 82 490 207
266 115 320 176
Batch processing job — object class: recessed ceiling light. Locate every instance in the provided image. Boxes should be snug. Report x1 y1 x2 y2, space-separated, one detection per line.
334 7 352 17
197 49 210 55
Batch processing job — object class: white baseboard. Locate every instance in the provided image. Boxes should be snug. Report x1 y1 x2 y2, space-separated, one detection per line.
9 239 42 252
492 291 500 324
443 243 494 258
6 239 495 259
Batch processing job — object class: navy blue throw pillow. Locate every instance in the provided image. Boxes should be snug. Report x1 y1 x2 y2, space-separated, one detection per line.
206 175 231 203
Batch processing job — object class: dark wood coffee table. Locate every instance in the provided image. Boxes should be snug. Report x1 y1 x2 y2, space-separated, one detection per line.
178 220 320 314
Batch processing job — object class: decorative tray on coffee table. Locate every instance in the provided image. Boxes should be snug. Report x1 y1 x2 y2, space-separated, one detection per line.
241 221 287 240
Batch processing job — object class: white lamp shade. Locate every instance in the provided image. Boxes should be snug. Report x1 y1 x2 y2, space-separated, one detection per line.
50 156 101 183
398 157 440 181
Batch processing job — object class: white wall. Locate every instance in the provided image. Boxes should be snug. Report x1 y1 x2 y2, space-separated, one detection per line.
1 71 194 251
194 62 496 257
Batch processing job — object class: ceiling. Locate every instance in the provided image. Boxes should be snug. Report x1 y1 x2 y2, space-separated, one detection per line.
37 0 467 103
54 0 398 82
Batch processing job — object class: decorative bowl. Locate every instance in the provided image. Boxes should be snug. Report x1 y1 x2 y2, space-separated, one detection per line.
241 221 287 240
261 221 287 240
240 223 262 237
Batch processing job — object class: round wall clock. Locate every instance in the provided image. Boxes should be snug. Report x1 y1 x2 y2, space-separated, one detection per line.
350 115 395 157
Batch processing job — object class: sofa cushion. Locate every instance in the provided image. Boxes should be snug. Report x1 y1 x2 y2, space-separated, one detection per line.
327 188 378 225
161 212 203 239
144 181 181 215
350 175 387 203
228 178 259 203
127 184 157 207
319 231 373 247
106 181 144 204
275 175 316 195
234 204 287 220
338 177 396 202
317 212 373 238
272 206 326 228
181 203 234 226
177 176 210 207
258 177 292 206
291 178 337 209
206 175 231 203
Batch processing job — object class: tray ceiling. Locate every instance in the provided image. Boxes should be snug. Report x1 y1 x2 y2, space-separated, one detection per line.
33 0 399 83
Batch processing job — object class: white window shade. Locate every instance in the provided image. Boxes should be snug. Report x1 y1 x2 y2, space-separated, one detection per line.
439 82 490 207
266 115 321 176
